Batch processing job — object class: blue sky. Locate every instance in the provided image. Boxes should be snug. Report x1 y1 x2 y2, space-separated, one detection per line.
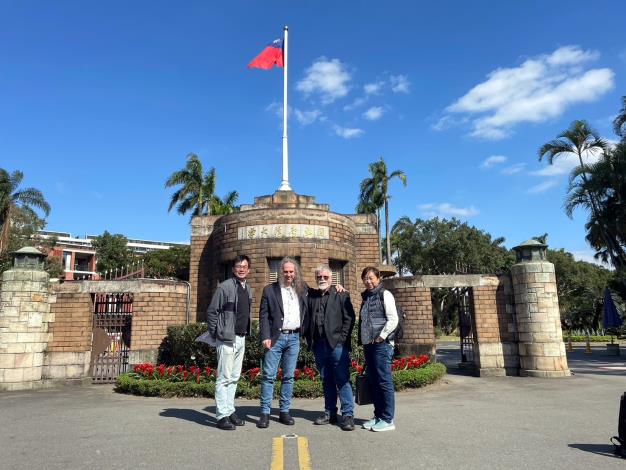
2 1 625 263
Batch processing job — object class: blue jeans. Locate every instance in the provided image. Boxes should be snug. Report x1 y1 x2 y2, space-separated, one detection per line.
363 342 395 423
313 339 354 417
260 332 300 414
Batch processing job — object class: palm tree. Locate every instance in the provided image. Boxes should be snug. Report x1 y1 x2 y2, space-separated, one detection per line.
357 157 407 265
391 216 415 275
0 169 50 255
614 96 626 138
165 154 239 218
211 190 239 215
565 142 626 265
539 120 625 269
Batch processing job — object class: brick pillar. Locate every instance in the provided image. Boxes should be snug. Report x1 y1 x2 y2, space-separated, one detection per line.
0 269 52 391
511 260 570 378
383 279 436 356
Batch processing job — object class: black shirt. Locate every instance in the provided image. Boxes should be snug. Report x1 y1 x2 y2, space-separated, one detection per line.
314 289 330 339
235 281 250 336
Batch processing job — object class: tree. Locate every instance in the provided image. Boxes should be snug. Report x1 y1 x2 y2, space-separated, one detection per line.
165 154 238 218
390 216 514 334
538 120 626 269
547 249 613 331
357 157 406 265
614 95 626 138
90 231 133 274
0 169 50 255
142 245 190 280
210 190 239 215
356 183 384 262
564 142 626 266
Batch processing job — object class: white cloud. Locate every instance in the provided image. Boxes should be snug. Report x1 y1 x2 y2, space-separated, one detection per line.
363 106 385 121
480 155 507 168
527 179 559 194
390 74 410 93
418 203 479 218
296 57 351 104
532 149 603 176
571 250 611 268
333 125 364 139
294 109 323 126
442 46 614 139
343 97 368 111
364 81 384 95
501 163 526 175
266 101 286 118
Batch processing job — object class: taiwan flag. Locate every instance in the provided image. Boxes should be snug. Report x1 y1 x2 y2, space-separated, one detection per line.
248 39 284 69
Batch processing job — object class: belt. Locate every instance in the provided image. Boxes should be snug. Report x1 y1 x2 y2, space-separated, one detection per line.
280 329 299 334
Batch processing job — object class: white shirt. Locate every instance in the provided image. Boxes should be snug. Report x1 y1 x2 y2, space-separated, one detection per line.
280 286 301 330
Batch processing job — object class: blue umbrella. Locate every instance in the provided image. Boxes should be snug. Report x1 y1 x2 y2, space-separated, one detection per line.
603 287 623 330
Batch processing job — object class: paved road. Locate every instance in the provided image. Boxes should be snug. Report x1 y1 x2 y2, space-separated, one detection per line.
1 344 625 470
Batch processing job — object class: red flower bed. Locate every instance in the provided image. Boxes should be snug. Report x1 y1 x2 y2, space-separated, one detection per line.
130 355 430 383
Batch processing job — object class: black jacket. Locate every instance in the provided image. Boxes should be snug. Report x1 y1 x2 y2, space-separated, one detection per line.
259 282 308 346
305 286 355 350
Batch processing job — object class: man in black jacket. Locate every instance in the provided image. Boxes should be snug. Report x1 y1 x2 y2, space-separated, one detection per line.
305 265 356 431
257 257 308 429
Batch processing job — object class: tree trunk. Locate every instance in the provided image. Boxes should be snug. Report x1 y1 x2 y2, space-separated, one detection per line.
385 199 391 265
377 208 382 263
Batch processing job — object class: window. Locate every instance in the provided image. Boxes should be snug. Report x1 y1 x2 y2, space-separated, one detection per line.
329 260 346 286
268 257 301 283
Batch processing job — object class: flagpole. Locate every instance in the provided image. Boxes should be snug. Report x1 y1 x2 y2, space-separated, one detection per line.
278 25 292 191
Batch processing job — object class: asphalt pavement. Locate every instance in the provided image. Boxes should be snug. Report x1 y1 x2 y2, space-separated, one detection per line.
1 343 625 470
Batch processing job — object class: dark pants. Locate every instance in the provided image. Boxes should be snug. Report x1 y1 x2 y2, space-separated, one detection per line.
313 339 354 417
363 342 395 423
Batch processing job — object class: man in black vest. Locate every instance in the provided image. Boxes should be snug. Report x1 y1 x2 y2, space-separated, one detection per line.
305 264 356 431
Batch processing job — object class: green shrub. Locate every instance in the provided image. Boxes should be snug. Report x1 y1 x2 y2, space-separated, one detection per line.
564 335 618 342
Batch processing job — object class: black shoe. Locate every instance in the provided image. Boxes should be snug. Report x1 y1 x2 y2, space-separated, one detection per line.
313 413 338 425
257 413 270 428
340 415 355 431
279 412 295 425
217 417 235 431
229 413 245 426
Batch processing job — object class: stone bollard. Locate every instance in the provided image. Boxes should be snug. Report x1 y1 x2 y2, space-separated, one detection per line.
511 239 570 378
0 268 52 390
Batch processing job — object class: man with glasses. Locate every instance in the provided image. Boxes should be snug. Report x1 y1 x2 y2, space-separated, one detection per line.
305 265 356 431
205 255 253 430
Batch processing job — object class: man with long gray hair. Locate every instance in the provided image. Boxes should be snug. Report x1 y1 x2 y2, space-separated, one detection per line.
305 265 356 430
257 257 308 428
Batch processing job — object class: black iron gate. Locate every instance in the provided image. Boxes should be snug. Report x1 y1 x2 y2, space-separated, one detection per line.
91 293 133 383
457 288 475 366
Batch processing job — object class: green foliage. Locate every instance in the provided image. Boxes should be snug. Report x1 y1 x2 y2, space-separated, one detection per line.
547 248 613 330
0 168 50 258
142 245 190 280
356 157 407 264
165 153 238 218
564 335 616 343
0 206 47 273
391 216 514 334
157 321 318 371
90 231 134 273
115 362 446 398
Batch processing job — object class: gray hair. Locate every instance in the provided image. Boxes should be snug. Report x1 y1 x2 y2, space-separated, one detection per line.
279 256 305 297
314 264 332 277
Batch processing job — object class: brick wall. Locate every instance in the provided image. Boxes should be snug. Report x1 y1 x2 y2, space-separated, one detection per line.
189 191 379 322
388 284 435 355
48 292 92 352
131 290 187 351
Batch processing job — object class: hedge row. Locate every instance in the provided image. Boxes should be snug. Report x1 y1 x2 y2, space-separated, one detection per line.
565 335 620 342
115 362 447 399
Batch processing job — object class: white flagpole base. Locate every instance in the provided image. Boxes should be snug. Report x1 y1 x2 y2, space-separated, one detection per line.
277 181 292 191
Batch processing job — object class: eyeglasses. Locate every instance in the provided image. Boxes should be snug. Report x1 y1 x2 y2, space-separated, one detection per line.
234 264 249 270
316 275 330 280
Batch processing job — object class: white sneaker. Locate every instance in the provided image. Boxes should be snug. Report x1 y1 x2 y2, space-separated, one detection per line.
362 418 378 430
371 420 395 432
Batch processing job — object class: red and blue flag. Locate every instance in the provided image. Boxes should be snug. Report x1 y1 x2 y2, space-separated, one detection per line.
248 39 284 69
